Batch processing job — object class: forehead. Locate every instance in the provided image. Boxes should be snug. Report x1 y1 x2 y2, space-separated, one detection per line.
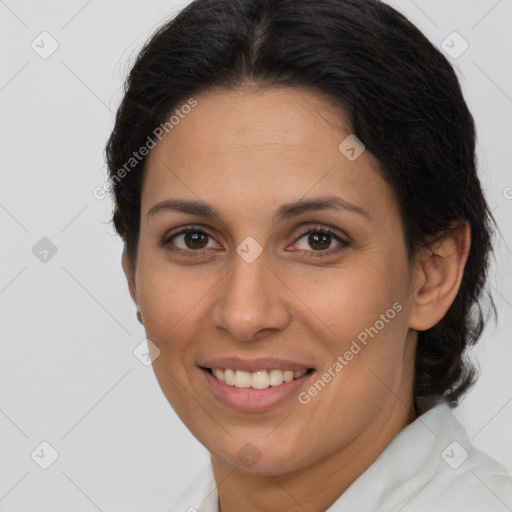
141 86 395 223
154 86 350 159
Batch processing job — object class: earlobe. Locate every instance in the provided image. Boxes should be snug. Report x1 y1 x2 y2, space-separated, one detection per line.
121 249 138 306
409 221 471 331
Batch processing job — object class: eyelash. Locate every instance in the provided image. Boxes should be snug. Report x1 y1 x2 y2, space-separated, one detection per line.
161 224 351 258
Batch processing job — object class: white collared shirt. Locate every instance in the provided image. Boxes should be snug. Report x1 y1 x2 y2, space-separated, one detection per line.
169 402 512 511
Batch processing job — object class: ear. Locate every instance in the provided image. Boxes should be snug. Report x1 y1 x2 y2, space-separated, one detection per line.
409 221 471 331
121 249 138 306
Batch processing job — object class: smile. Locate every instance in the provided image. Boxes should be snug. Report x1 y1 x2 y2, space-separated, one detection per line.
207 367 312 389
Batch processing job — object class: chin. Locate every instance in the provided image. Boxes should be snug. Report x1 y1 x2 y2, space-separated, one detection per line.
212 440 314 476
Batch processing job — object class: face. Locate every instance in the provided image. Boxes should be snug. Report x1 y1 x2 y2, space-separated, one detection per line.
125 86 420 475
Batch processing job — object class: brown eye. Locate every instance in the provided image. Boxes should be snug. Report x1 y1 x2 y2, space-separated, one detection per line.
292 226 350 257
307 231 332 251
182 231 209 250
163 227 219 254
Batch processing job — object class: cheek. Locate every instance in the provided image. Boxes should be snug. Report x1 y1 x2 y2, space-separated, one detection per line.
135 257 202 351
291 258 406 340
290 253 411 392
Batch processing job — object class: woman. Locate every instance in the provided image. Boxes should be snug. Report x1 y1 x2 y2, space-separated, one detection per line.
105 0 512 510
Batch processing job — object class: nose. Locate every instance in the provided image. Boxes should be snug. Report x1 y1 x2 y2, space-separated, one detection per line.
210 251 290 342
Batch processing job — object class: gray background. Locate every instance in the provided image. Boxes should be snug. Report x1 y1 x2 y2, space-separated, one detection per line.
0 0 511 510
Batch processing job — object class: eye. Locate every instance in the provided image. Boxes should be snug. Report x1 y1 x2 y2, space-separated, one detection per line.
290 226 350 257
161 226 219 256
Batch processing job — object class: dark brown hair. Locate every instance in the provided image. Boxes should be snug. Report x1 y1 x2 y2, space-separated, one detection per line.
105 0 495 408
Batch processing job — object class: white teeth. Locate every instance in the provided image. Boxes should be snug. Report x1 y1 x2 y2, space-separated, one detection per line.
251 371 269 390
283 370 294 383
224 368 236 386
269 369 284 386
212 368 224 380
234 370 252 388
210 368 308 389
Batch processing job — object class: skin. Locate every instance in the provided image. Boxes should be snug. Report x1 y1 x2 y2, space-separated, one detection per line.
122 85 470 512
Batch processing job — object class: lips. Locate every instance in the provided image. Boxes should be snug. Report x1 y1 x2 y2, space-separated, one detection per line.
198 357 316 406
200 362 316 412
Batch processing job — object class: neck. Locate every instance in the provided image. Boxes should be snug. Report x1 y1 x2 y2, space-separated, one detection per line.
212 398 417 512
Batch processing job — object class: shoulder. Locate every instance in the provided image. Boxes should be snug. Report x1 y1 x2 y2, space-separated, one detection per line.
393 402 512 511
331 401 512 512
406 452 512 511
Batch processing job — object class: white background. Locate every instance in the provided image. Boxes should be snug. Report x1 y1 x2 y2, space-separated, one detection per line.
0 1 511 510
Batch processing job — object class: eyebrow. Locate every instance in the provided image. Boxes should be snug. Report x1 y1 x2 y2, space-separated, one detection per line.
147 195 370 222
